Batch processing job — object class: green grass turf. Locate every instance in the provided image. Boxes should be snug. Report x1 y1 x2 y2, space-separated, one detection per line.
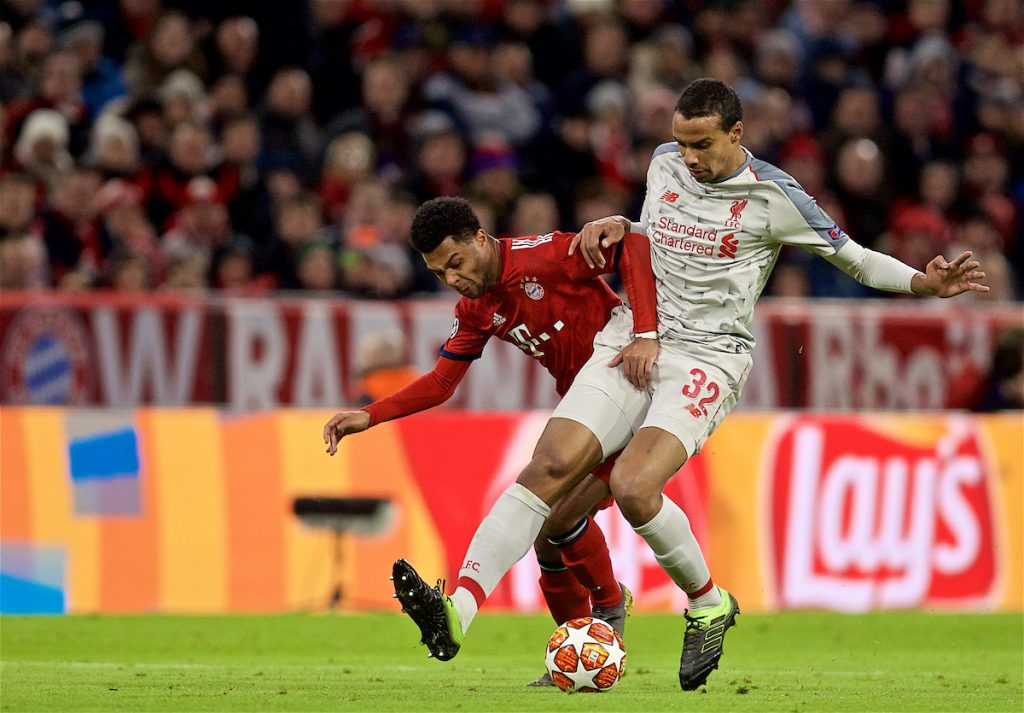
1 612 1021 712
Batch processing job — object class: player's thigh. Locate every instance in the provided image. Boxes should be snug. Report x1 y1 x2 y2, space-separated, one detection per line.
551 340 650 460
545 473 611 537
641 343 752 459
518 417 605 504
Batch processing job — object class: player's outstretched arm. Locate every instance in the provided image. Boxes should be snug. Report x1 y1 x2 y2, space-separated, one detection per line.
911 251 989 298
322 356 472 455
569 215 630 269
323 410 371 455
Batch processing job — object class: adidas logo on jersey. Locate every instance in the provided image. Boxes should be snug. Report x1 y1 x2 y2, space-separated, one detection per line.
492 313 506 327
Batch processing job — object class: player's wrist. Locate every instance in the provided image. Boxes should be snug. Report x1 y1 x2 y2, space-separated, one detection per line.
633 330 658 340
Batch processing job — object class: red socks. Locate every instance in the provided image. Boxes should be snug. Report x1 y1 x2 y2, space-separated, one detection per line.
538 561 590 624
550 517 621 609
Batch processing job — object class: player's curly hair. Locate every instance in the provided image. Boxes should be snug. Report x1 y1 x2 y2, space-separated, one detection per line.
675 78 743 130
409 197 481 254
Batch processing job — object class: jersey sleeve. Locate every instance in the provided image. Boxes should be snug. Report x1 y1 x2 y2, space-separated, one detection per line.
616 233 658 333
439 298 491 361
362 356 472 426
764 176 851 256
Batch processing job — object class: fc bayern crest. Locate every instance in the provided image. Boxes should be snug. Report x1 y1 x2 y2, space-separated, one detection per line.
1 306 93 404
524 281 545 301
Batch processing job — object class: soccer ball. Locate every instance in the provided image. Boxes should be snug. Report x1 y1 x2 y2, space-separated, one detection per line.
544 616 626 693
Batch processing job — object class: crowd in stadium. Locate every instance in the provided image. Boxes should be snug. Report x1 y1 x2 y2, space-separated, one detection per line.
0 0 1021 300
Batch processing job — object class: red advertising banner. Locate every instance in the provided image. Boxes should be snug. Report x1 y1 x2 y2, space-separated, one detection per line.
1 292 1020 410
2 408 1020 614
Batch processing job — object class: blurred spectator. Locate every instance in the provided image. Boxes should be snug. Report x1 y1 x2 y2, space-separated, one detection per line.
262 192 325 290
511 193 560 237
260 67 319 179
123 11 206 97
422 24 541 147
107 250 152 291
0 172 39 239
324 56 412 176
318 132 376 223
94 177 162 283
161 176 233 263
146 120 238 230
0 0 1018 300
13 108 73 192
467 137 524 235
88 114 140 180
53 3 127 117
161 249 209 291
349 330 419 406
403 114 467 202
0 232 48 288
39 165 102 286
210 234 259 292
4 49 89 158
975 326 1024 411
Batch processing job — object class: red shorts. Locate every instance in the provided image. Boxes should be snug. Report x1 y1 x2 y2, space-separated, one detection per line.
591 454 618 511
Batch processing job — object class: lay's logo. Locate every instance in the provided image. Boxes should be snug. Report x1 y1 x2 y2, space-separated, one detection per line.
766 418 997 612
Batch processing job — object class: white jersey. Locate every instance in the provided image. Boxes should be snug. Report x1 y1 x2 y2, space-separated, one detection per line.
635 143 850 354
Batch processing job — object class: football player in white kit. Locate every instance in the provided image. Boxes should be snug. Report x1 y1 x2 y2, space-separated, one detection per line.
388 78 987 692
564 78 989 688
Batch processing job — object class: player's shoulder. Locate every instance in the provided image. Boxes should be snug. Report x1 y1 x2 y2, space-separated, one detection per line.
652 142 677 159
748 156 804 193
507 231 567 252
506 231 577 263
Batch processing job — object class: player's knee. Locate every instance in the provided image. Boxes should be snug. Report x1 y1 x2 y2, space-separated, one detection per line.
609 465 661 526
518 450 576 489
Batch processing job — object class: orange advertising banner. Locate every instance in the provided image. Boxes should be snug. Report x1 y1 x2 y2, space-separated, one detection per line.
0 408 1020 614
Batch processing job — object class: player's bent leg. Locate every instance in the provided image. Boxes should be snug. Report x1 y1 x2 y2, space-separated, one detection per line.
609 427 738 690
530 534 588 688
435 418 604 656
534 535 590 626
391 559 464 661
545 474 631 636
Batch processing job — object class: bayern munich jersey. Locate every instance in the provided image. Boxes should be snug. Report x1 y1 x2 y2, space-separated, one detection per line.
636 143 851 354
441 232 627 396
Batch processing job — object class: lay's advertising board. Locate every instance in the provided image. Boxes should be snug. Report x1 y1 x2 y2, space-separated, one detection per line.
1 408 1020 614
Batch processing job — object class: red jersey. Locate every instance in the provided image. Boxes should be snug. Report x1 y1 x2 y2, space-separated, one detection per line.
442 232 641 395
363 231 655 426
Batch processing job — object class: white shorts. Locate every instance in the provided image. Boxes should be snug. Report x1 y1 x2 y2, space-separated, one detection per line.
552 306 752 458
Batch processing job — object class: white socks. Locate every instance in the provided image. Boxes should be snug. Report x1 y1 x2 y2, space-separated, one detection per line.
633 494 722 610
451 483 551 634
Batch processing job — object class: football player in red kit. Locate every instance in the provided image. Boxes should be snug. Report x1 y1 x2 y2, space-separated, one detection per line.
322 197 658 684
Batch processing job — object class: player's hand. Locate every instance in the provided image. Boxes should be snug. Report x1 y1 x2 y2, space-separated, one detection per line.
322 410 371 455
608 337 659 391
569 216 629 269
911 251 989 298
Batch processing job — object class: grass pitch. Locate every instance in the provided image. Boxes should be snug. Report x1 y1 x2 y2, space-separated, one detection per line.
1 611 1021 712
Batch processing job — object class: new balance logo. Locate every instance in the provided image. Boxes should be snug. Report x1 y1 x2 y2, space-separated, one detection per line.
492 313 506 327
718 232 738 259
660 190 680 203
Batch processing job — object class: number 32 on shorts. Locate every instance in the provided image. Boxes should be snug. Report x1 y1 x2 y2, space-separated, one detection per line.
681 368 720 419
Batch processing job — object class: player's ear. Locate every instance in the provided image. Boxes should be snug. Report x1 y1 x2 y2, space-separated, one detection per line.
730 121 744 144
475 228 487 244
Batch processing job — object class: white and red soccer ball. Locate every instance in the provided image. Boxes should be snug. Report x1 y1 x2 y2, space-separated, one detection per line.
544 616 626 693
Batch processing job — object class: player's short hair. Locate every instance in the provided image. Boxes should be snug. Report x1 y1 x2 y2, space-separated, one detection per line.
410 197 481 254
675 78 743 131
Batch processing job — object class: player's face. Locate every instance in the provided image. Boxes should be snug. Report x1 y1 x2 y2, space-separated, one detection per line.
671 113 745 183
423 230 495 299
